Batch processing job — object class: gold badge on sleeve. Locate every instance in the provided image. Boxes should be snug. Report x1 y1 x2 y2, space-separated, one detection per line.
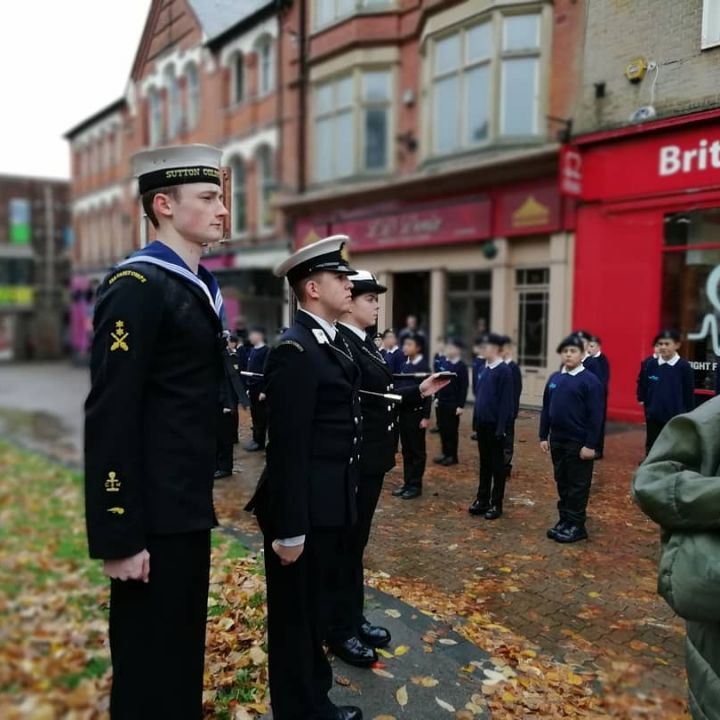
105 471 121 492
110 320 130 352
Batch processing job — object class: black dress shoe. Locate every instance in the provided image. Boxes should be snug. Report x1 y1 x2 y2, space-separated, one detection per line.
433 454 447 464
213 469 232 479
468 499 489 516
430 426 440 434
391 484 408 497
400 486 422 499
329 636 378 667
484 506 502 520
322 706 363 720
554 524 588 543
471 432 478 441
440 457 458 466
359 621 391 648
546 520 569 540
244 441 260 451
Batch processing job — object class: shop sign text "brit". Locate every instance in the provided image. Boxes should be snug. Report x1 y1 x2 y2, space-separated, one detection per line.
659 139 720 176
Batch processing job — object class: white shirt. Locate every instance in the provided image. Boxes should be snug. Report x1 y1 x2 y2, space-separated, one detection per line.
657 353 680 366
503 357 514 364
300 308 337 341
409 354 425 365
339 321 366 342
562 365 585 376
487 358 503 370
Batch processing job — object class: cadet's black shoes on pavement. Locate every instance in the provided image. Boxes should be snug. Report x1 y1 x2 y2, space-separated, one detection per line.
554 524 588 543
322 706 363 720
329 636 378 667
484 506 502 520
400 486 422 499
391 484 408 497
468 499 489 516
433 454 448 464
546 520 570 540
213 470 232 479
359 622 391 648
439 456 458 466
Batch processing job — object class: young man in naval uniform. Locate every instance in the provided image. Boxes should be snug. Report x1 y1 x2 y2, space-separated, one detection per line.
246 236 364 720
84 144 228 719
328 270 449 667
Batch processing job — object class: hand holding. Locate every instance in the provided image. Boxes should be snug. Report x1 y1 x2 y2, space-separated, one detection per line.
104 549 150 583
419 373 451 397
579 446 596 460
539 440 549 454
455 407 464 416
419 418 430 430
259 393 267 402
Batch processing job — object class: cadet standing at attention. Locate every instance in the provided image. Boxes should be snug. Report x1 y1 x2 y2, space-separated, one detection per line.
328 271 449 667
500 335 522 476
246 236 363 720
84 144 228 719
433 337 469 466
244 326 270 452
583 335 610 458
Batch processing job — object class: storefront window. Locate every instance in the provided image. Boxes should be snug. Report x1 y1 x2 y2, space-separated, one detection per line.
662 209 720 396
446 271 492 353
516 267 549 367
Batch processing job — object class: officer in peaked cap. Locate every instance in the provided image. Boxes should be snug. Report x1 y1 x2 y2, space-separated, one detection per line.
328 270 449 669
246 235 364 720
84 143 228 719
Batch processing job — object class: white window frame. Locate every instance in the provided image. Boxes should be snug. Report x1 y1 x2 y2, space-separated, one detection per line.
313 0 395 30
165 66 182 138
148 88 163 147
312 67 393 183
230 156 247 237
256 145 275 233
255 36 275 96
231 52 245 104
702 0 720 49
184 62 200 130
425 8 545 158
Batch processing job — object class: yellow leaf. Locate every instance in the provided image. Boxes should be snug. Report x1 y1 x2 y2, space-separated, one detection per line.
501 691 517 703
373 716 398 720
435 697 456 712
385 609 402 618
587 591 601 598
372 668 395 679
520 649 537 658
455 711 474 720
499 566 513 573
377 648 394 659
411 675 439 687
438 638 457 646
396 685 408 707
394 645 410 656
567 671 585 685
249 645 267 665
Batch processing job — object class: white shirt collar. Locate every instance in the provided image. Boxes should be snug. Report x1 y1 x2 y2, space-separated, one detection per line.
658 353 680 366
562 365 585 376
300 308 336 340
253 342 266 349
487 358 503 369
339 321 366 341
592 350 602 358
410 354 424 365
503 357 513 364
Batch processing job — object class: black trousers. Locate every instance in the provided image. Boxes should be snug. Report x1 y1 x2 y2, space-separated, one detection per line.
109 530 211 720
550 440 594 525
598 388 608 455
436 403 460 461
645 418 667 456
399 407 426 487
265 529 348 720
476 423 506 509
503 420 516 474
329 472 385 643
249 386 268 448
216 407 238 472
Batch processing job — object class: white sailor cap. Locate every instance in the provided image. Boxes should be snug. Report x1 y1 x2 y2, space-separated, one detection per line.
131 144 222 194
274 235 356 284
348 270 387 296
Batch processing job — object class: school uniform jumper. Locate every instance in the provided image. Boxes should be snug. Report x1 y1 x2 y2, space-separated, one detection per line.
473 360 513 511
504 359 523 474
637 355 694 454
246 344 270 449
539 366 604 527
583 351 610 456
435 357 469 462
395 355 432 489
217 348 249 473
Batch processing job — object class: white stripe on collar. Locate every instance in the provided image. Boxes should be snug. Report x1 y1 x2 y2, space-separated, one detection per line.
657 354 680 366
562 365 585 376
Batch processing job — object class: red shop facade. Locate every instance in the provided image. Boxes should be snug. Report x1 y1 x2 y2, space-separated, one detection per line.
573 108 720 422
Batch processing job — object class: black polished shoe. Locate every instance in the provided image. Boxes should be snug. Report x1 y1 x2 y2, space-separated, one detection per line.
391 484 408 497
359 621 391 648
244 441 261 452
430 426 440 434
433 454 448 464
468 499 489 516
554 524 588 543
484 506 502 520
470 432 478 441
213 469 232 479
439 457 458 466
546 520 569 540
329 636 378 668
322 706 364 720
400 486 422 499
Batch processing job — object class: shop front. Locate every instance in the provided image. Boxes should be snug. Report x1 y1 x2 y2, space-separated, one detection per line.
574 108 720 422
294 178 575 407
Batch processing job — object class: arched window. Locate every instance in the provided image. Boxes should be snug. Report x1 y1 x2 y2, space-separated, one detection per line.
185 62 200 130
165 66 181 138
230 156 247 235
231 52 244 104
256 145 275 232
255 36 275 95
148 87 163 146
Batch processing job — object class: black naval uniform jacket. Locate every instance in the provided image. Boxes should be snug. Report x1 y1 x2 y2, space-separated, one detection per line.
84 262 224 560
337 323 423 476
249 311 362 539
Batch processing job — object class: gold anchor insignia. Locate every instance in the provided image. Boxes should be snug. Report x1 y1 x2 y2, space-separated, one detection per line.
105 471 121 492
107 507 125 515
110 320 130 352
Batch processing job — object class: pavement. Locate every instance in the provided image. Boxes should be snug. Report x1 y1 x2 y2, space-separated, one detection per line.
0 361 690 718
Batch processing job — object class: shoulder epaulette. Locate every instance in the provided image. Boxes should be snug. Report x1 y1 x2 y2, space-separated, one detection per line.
276 339 305 352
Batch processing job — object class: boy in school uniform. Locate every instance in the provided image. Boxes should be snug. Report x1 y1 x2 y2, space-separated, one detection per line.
393 333 432 499
430 342 447 434
584 335 610 458
637 329 694 455
468 333 513 520
500 336 522 476
470 336 487 441
433 337 469 466
244 326 270 452
539 334 605 544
